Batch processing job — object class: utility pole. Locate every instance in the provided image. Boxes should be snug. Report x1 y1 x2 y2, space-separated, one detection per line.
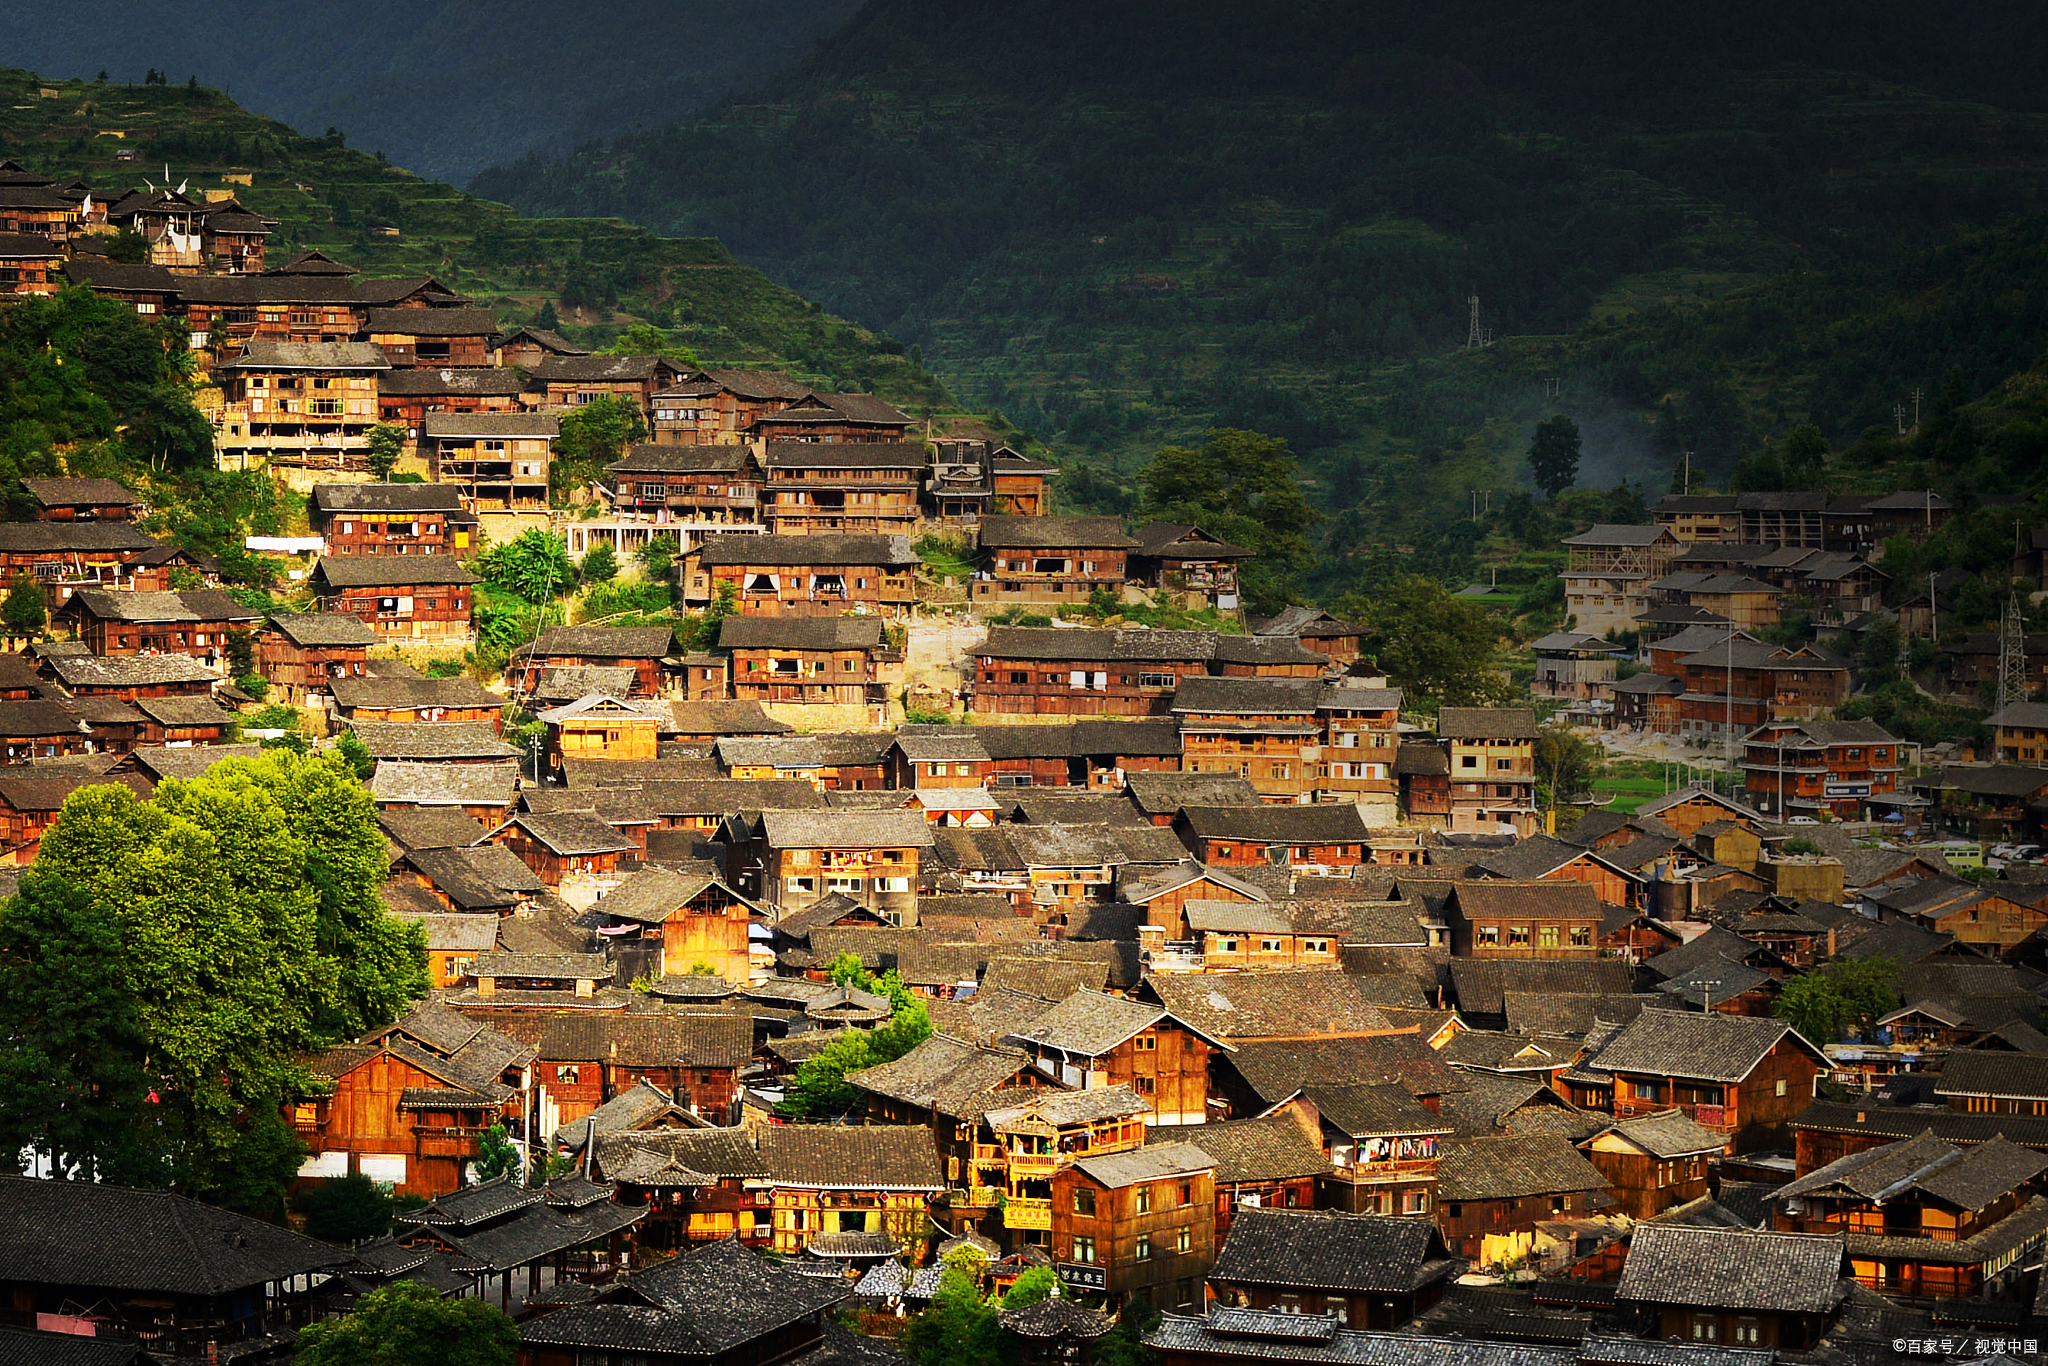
1912 388 1923 429
2000 592 2029 712
1682 452 1691 496
1929 572 1939 646
1894 403 1907 436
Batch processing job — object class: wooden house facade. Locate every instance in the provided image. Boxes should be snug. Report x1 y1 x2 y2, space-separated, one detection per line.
683 533 919 618
309 554 476 639
971 515 1138 607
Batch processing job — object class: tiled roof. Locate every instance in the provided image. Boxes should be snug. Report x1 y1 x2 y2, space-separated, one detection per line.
1438 707 1539 740
1123 770 1262 815
1004 988 1168 1056
1172 675 1327 717
1615 1224 1844 1313
1177 804 1369 845
0 1175 342 1294
1448 959 1636 1017
1071 1141 1214 1188
516 1237 848 1356
1209 1208 1455 1295
1449 878 1607 920
758 1125 944 1189
313 553 477 588
1145 1111 1328 1183
537 1014 753 1069
352 720 519 761
1228 1034 1468 1105
43 653 218 687
717 616 883 652
1435 1136 1610 1201
1589 1010 1820 1083
370 761 518 807
403 845 545 910
530 625 676 659
978 514 1137 549
695 532 916 567
847 1033 1034 1116
1143 972 1391 1041
758 809 934 850
1589 1109 1730 1159
264 612 381 647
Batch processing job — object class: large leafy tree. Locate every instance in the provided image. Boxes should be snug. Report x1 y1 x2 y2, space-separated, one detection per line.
1 573 45 641
0 872 162 1185
0 287 213 477
1137 428 1318 613
296 1282 517 1366
783 954 933 1117
554 393 647 499
34 751 428 1205
1339 575 1514 707
475 528 577 603
1776 959 1900 1045
1526 414 1582 499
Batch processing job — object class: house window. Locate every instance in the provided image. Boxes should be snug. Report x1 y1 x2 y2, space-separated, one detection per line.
1461 755 1478 769
1775 1079 1787 1097
1538 925 1559 948
1136 1187 1152 1214
1134 1076 1155 1095
1177 1226 1192 1253
1304 939 1330 954
1133 1035 1157 1052
1476 926 1500 946
1134 1234 1152 1260
1074 1189 1096 1216
1569 926 1592 946
1071 1236 1096 1264
1732 1321 1763 1345
1179 1182 1192 1206
1508 926 1530 946
1690 1317 1720 1343
1215 938 1239 953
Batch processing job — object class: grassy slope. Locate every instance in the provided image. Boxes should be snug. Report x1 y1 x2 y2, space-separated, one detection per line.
0 69 956 415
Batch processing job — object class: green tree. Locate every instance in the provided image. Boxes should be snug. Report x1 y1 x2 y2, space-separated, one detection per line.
603 323 700 367
294 1171 394 1242
554 394 647 500
296 1282 518 1366
365 423 407 480
1535 723 1604 824
34 751 428 1205
901 1247 1000 1366
784 956 932 1117
475 528 577 603
1775 959 1900 1044
534 300 561 331
471 1122 519 1184
1527 414 1582 499
0 872 161 1185
1137 428 1318 613
581 539 619 584
1 573 46 641
1001 1265 1061 1309
640 532 681 580
334 730 377 781
1340 576 1513 707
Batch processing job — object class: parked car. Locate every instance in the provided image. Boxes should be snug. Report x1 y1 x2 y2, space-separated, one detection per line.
1787 816 1821 826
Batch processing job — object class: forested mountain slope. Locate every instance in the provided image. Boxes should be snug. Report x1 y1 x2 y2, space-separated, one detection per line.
475 0 2048 597
0 0 860 182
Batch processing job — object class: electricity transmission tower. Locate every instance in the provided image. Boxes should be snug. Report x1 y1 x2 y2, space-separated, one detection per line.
2000 592 2029 711
1467 296 1483 349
